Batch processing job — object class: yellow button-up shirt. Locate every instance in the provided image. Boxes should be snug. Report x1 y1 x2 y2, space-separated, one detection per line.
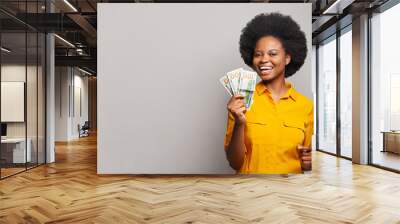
224 81 314 174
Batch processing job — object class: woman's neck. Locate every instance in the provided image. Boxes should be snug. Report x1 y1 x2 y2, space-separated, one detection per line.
262 76 288 102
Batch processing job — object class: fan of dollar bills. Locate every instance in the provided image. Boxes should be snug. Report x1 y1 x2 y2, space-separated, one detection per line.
219 68 257 109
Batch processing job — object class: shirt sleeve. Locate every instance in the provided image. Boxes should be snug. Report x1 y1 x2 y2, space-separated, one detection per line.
224 112 235 151
303 103 314 148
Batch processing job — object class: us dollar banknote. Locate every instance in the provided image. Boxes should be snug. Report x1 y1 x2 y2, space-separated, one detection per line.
220 68 257 109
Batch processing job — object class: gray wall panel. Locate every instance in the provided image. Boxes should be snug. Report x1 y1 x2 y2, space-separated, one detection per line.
98 3 312 174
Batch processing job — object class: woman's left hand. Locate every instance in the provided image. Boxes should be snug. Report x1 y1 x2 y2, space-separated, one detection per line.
297 145 312 171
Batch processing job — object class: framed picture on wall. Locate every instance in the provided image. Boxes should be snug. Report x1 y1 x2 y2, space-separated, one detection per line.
1 81 25 122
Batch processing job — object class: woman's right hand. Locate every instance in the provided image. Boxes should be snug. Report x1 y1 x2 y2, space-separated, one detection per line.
227 94 247 125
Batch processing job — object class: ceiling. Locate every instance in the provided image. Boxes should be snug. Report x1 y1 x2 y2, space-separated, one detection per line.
0 0 392 75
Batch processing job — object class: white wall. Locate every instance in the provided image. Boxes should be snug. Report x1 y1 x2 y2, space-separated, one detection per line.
1 82 24 122
55 67 69 141
1 66 26 126
72 72 89 138
1 65 39 138
1 65 27 141
1 63 46 164
55 67 89 141
98 3 312 174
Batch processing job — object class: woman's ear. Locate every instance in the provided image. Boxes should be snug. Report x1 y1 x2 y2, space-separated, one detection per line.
285 54 291 65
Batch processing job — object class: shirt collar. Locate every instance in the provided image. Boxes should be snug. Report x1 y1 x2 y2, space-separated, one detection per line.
255 81 298 101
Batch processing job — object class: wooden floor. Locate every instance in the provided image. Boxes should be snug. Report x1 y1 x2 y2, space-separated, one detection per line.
1 163 45 178
1 134 400 223
0 167 26 178
373 151 400 171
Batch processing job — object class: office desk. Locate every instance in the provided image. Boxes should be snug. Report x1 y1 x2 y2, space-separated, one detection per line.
1 138 32 163
381 131 400 154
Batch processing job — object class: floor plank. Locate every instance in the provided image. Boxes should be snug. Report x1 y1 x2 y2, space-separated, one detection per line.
1 134 400 223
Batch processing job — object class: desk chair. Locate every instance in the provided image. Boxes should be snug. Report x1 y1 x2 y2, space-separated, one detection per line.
78 121 90 138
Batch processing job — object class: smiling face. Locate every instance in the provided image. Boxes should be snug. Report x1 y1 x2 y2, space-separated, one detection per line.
252 36 291 82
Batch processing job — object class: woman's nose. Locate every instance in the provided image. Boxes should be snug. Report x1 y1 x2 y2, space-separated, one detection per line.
261 54 270 63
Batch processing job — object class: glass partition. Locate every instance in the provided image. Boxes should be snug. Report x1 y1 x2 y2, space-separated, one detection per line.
0 31 28 177
339 27 352 158
317 35 337 155
0 1 46 179
27 31 38 169
38 32 45 165
370 3 400 171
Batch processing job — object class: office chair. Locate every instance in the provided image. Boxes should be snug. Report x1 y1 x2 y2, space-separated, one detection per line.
79 121 90 138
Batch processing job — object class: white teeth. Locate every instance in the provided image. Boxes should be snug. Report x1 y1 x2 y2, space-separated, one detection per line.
260 66 272 70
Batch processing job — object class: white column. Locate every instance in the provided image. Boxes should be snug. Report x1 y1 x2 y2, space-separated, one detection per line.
352 14 369 164
55 67 74 141
46 33 55 163
45 0 55 163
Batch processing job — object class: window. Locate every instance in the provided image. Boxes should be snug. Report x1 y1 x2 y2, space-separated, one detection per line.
370 2 400 171
339 27 352 158
0 1 47 179
317 35 337 155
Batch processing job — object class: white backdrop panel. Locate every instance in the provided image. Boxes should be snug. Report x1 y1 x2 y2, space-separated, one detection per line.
1 82 25 122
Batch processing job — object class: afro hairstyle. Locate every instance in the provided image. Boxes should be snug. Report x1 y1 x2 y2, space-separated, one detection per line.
239 12 307 78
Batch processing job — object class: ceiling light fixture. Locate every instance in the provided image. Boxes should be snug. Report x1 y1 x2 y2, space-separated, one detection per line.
322 0 352 14
1 47 11 53
78 67 93 76
54 34 75 48
63 0 78 12
323 0 342 14
76 48 84 55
